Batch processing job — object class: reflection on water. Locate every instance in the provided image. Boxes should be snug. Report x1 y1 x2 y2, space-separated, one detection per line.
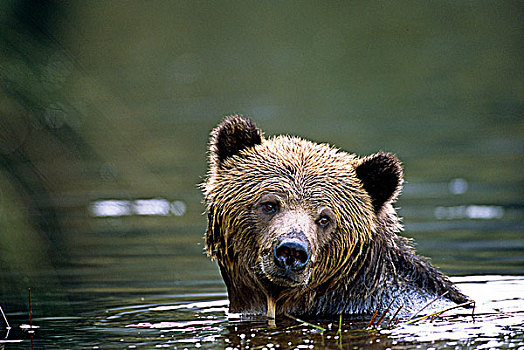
434 205 504 220
90 199 187 217
3 276 521 349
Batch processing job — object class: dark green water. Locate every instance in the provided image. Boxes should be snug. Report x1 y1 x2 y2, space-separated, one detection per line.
1 1 523 348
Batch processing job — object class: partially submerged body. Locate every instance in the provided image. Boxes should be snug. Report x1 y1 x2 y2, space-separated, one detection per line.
203 116 471 320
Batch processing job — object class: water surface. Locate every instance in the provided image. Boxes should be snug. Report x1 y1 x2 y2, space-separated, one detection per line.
2 249 523 349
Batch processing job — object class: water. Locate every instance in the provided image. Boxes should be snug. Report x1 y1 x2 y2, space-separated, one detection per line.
1 1 523 349
1 223 522 348
2 260 523 348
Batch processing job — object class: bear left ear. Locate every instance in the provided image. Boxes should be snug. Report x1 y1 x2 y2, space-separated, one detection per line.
209 115 264 169
355 152 403 213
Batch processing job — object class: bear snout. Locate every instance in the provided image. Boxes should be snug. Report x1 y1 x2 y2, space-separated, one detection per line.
274 238 310 271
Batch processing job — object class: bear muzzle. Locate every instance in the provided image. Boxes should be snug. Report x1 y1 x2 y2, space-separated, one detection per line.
263 231 313 287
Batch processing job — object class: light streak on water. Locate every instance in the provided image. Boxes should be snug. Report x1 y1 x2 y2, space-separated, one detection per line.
90 198 187 217
434 205 504 220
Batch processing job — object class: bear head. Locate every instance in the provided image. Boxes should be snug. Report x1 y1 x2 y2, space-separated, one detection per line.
203 115 403 316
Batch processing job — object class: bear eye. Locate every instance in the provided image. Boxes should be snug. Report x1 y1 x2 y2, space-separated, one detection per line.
261 202 278 214
317 215 330 228
317 207 334 228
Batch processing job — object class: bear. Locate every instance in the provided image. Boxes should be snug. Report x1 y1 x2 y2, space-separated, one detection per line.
203 115 470 320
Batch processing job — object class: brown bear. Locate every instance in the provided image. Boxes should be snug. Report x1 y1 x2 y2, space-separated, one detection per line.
203 115 470 320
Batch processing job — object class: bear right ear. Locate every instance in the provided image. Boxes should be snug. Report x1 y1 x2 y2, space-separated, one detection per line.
355 152 403 214
209 115 264 169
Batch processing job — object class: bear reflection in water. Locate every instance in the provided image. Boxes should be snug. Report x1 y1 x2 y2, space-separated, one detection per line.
202 116 471 321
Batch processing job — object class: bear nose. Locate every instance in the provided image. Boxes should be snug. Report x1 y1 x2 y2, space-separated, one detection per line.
274 239 309 271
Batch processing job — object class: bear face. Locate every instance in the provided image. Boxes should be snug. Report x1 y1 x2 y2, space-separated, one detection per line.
203 115 469 319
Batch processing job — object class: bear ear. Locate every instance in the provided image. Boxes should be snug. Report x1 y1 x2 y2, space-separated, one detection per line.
355 152 403 213
209 115 264 168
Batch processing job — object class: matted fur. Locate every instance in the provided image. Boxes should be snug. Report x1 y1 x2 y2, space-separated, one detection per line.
203 115 470 317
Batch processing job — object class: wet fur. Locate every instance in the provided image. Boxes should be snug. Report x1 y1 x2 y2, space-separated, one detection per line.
203 115 470 317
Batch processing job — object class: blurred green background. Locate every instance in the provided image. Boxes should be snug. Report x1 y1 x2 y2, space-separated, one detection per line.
0 1 522 316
